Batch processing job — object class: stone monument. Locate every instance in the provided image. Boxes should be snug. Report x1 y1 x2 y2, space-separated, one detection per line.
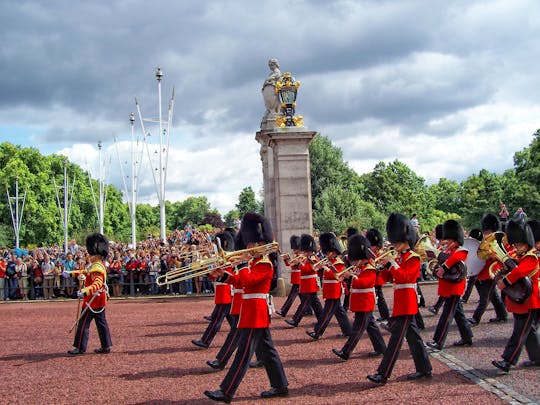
256 59 317 293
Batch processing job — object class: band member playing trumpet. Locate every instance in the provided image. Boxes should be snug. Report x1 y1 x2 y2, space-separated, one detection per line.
332 234 386 360
204 213 288 403
468 214 508 325
68 233 112 356
366 228 390 322
285 234 323 327
275 235 301 317
192 232 235 349
426 219 473 351
492 219 539 372
367 213 432 385
306 233 351 340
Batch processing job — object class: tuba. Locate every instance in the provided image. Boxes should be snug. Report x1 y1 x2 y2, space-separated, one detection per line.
482 231 533 304
414 234 440 274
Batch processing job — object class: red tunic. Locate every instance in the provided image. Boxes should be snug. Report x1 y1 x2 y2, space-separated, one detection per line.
349 263 377 313
80 261 107 309
322 258 344 299
237 256 273 329
477 257 498 281
389 250 420 317
209 273 233 305
299 260 319 294
437 246 468 297
223 268 243 315
502 251 539 314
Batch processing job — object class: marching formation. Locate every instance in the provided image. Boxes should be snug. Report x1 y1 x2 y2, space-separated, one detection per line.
64 210 539 403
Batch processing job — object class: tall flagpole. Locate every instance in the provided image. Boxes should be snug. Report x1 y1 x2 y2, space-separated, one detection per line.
6 176 26 249
130 112 137 247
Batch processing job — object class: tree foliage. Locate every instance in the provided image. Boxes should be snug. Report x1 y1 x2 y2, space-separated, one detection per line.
236 186 262 216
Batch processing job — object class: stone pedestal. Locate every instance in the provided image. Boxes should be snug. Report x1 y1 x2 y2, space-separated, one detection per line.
255 127 317 255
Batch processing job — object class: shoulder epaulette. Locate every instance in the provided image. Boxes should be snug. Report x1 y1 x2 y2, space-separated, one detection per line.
257 255 272 265
88 261 107 277
333 257 344 265
405 251 421 261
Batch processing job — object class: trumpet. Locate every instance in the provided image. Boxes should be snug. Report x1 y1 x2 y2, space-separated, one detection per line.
374 247 397 265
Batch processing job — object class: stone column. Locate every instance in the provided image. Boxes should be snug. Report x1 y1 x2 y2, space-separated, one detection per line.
256 127 317 252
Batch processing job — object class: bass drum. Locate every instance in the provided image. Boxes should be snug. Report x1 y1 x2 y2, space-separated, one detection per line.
463 237 485 277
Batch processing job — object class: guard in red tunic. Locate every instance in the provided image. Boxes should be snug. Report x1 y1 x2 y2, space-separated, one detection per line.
192 232 235 349
366 228 391 322
492 219 539 372
285 234 323 327
426 219 474 351
367 213 432 385
332 234 386 360
468 214 508 325
275 235 301 317
68 233 112 355
204 213 288 403
306 232 351 339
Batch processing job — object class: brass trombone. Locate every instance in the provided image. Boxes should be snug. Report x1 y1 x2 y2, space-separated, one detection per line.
156 242 280 286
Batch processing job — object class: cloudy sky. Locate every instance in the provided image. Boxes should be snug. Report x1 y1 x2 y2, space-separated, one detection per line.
1 0 539 215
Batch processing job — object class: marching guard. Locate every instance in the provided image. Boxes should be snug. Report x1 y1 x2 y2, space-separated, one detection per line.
332 233 386 360
204 213 288 403
492 219 539 372
366 228 390 322
426 219 474 351
367 213 432 385
275 235 301 317
468 214 508 325
285 234 323 327
306 232 351 340
68 233 112 356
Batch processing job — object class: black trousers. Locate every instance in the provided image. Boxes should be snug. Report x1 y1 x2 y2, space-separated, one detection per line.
72 307 112 352
314 298 351 336
432 296 444 312
502 309 540 365
201 303 233 346
376 315 431 379
291 292 323 325
220 328 287 398
461 276 477 303
342 311 386 356
279 284 299 316
375 286 390 320
433 295 473 348
471 279 507 322
216 315 240 365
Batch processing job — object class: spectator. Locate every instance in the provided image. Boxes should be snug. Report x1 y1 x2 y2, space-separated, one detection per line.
16 257 28 300
0 257 6 300
5 254 18 300
42 254 55 299
411 214 420 235
513 207 527 224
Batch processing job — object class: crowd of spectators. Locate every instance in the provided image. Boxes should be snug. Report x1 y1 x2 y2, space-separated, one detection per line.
0 225 228 301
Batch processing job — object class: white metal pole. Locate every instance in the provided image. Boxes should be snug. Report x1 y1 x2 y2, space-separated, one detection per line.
63 162 69 254
98 141 104 234
130 112 137 248
14 177 19 248
156 67 166 242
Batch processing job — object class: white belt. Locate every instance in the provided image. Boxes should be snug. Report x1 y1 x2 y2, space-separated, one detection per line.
351 288 375 293
301 274 317 279
233 289 243 294
323 280 339 284
215 282 227 286
242 293 269 300
394 283 416 290
291 269 300 273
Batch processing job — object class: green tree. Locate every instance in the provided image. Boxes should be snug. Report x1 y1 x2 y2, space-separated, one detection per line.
236 186 261 216
224 209 240 226
512 129 540 218
428 178 461 215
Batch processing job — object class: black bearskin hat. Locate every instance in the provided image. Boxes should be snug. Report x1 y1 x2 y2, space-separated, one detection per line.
300 233 316 252
468 228 483 242
216 231 235 252
346 227 359 238
506 219 534 247
526 219 540 243
386 213 416 248
290 235 301 250
442 219 464 246
347 234 371 261
481 213 500 233
239 213 273 245
319 232 342 254
86 233 109 259
435 224 443 240
224 227 237 240
365 228 384 248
